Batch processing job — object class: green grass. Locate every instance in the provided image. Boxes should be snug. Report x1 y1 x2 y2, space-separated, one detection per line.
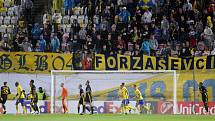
0 114 214 121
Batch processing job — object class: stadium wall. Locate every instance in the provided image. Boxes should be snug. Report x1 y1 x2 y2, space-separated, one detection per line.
0 71 215 102
1 101 215 115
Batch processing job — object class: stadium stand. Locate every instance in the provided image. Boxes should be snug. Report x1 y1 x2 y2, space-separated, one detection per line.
0 0 215 64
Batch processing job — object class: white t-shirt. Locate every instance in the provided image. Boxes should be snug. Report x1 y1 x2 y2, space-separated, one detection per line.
65 24 71 33
0 25 7 33
11 16 18 25
142 11 152 24
63 15 70 24
3 16 11 25
0 16 4 25
52 13 62 24
73 7 81 15
4 0 11 7
6 25 13 33
70 15 77 24
7 7 14 16
77 15 85 24
93 15 99 25
13 6 20 16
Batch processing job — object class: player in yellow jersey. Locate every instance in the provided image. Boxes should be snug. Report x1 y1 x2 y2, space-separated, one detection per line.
119 83 135 114
15 82 27 114
133 84 150 114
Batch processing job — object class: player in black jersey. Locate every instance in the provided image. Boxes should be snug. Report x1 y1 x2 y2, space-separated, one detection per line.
199 82 209 113
84 80 93 114
30 80 39 114
0 82 11 114
78 84 85 114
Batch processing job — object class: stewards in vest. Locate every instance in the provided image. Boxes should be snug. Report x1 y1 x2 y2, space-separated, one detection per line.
37 87 46 100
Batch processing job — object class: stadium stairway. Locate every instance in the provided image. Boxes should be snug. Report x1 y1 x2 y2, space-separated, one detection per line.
31 0 49 24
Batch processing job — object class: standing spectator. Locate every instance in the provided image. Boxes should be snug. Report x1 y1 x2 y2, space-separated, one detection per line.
161 15 170 43
18 37 32 52
179 42 192 57
24 0 33 23
38 35 46 52
43 20 52 46
50 33 60 52
140 36 151 56
64 0 75 15
61 33 69 53
149 34 158 56
118 7 131 24
142 8 152 24
203 25 214 50
71 19 80 35
31 23 42 47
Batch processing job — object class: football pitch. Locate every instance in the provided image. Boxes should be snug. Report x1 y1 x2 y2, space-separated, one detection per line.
0 114 214 121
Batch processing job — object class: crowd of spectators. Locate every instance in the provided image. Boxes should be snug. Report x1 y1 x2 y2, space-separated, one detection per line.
1 0 215 59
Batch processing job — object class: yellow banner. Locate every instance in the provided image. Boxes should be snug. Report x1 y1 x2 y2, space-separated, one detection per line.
0 52 73 73
95 54 215 71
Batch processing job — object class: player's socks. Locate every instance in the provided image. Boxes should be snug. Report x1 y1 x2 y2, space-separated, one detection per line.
22 106 27 114
2 104 6 111
78 106 80 114
83 105 86 113
34 104 39 112
16 105 19 114
86 106 91 112
128 105 135 111
137 106 141 113
91 106 94 114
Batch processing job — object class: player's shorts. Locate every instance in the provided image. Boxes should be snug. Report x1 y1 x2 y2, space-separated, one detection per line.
79 98 84 105
122 99 129 105
202 94 208 102
138 100 144 105
16 98 25 106
31 98 38 104
84 94 92 103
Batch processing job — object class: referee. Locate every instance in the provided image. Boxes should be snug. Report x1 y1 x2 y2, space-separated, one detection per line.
84 80 93 114
78 84 85 114
0 82 11 114
199 82 209 113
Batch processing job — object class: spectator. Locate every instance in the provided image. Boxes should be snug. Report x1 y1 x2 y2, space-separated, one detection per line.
161 15 170 42
61 33 69 53
179 42 192 57
24 0 33 23
140 35 151 56
149 34 158 56
18 37 32 52
118 7 131 23
38 35 46 52
142 8 152 24
31 23 42 47
37 87 46 100
50 33 60 52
